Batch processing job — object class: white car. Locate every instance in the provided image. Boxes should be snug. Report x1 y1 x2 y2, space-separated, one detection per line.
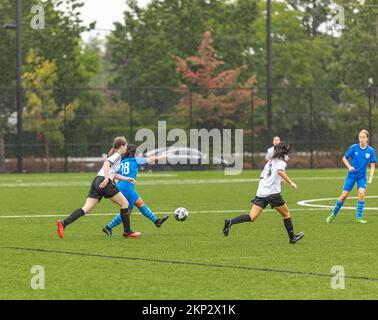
143 147 229 170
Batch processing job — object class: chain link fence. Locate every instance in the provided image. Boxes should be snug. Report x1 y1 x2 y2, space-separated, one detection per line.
0 85 377 172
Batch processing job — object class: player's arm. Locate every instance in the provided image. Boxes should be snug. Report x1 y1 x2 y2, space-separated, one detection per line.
114 173 136 184
343 146 355 172
278 170 297 189
264 149 272 162
146 151 173 164
368 163 375 184
146 156 162 164
342 156 354 172
368 151 377 184
99 161 111 189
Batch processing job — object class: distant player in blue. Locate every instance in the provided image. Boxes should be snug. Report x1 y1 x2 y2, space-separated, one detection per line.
327 130 376 224
102 144 170 236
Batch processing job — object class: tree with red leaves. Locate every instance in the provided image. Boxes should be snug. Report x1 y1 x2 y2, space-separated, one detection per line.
176 31 264 129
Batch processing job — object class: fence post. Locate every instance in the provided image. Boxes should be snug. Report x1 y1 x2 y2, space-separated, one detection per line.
188 86 193 129
16 0 23 173
63 103 68 172
368 85 372 146
309 87 314 169
129 87 133 143
251 88 255 169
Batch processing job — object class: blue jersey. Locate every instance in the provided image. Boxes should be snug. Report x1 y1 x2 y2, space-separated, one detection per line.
345 144 376 179
117 157 148 190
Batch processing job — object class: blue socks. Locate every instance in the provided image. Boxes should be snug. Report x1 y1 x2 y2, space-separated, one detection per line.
332 200 344 216
107 205 158 229
139 205 157 223
332 199 365 220
356 200 365 220
108 214 122 229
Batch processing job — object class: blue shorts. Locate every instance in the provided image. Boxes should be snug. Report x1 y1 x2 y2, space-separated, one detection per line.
343 176 367 192
119 188 140 210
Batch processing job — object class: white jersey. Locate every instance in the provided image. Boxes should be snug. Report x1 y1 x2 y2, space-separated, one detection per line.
97 152 122 181
256 158 287 197
265 146 274 161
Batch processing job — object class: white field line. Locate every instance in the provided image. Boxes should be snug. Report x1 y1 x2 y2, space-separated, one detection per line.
0 176 346 188
0 208 332 219
3 201 378 219
297 196 378 210
134 173 178 177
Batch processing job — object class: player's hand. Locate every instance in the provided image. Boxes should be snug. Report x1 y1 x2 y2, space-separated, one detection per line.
99 179 109 189
290 182 297 189
368 177 373 184
349 167 355 173
128 178 136 184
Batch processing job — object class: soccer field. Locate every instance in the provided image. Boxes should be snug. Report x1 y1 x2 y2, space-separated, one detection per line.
1 169 378 300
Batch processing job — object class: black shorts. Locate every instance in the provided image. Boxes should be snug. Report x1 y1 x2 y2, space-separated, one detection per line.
87 176 120 201
251 193 285 209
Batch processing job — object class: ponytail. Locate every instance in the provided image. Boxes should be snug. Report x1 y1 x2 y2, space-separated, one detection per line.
107 136 127 156
107 147 116 157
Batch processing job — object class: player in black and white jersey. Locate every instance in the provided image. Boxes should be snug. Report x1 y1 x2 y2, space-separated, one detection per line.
223 143 304 244
56 136 140 239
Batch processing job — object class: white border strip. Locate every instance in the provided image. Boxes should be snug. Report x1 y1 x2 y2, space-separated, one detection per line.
0 176 346 188
297 196 378 210
0 208 324 219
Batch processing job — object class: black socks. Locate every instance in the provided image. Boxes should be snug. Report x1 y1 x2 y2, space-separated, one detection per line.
62 208 85 227
120 208 131 233
283 217 295 240
231 214 252 225
228 214 296 241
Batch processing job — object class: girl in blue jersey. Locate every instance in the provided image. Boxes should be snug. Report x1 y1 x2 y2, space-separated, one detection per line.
327 130 376 224
102 144 171 236
57 137 140 239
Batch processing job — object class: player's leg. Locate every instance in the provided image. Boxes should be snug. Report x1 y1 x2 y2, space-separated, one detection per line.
110 192 140 238
57 197 99 238
57 176 103 238
274 204 304 244
326 177 353 223
103 189 134 236
135 197 169 228
356 180 367 223
223 203 264 237
103 210 133 237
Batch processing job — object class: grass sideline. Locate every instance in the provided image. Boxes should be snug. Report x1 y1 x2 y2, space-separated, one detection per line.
0 169 378 300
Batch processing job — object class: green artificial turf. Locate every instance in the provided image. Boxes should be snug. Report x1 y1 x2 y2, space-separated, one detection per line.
1 169 377 299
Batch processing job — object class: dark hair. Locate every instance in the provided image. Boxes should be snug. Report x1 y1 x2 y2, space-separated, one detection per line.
108 136 127 156
124 144 137 158
272 143 291 160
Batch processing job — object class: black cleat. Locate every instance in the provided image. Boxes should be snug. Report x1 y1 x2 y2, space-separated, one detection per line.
223 219 232 237
289 232 304 244
155 216 169 228
102 226 113 237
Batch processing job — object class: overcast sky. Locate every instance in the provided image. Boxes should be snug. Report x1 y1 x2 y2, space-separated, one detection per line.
72 0 151 42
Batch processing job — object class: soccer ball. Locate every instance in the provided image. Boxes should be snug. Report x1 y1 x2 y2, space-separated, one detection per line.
174 207 189 221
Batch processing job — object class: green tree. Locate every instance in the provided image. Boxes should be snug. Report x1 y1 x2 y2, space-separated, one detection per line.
23 50 78 172
106 0 260 114
252 0 338 148
0 0 101 169
331 0 378 144
0 1 17 172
